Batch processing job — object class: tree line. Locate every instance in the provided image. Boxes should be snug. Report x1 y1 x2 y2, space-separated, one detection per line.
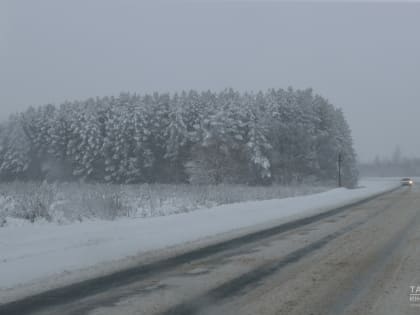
0 88 358 186
359 149 420 177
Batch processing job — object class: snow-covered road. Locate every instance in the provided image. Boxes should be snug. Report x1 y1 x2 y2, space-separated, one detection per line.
0 178 400 303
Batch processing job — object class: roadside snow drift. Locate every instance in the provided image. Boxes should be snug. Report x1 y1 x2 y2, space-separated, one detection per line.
0 178 400 302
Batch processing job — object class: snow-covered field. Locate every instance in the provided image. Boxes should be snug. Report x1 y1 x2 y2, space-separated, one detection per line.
0 178 400 303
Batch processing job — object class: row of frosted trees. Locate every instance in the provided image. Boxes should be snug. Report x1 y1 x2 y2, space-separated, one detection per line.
0 88 358 186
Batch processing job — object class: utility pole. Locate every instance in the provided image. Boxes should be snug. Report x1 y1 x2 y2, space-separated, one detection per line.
338 152 343 187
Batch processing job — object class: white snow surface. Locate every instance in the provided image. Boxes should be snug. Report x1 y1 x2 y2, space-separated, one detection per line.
0 178 400 302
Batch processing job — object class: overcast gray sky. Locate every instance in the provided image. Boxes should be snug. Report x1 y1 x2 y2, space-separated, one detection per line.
1 1 420 162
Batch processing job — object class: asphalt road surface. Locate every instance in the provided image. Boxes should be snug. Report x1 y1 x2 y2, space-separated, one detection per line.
2 185 420 315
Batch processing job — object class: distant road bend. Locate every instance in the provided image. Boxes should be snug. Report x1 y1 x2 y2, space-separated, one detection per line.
2 185 420 315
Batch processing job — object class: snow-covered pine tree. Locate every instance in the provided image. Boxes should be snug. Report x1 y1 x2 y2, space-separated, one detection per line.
242 93 272 184
76 98 103 180
102 96 125 183
142 92 170 182
0 115 32 180
333 108 359 187
163 93 190 182
312 95 339 183
127 98 153 183
186 89 247 184
19 105 57 179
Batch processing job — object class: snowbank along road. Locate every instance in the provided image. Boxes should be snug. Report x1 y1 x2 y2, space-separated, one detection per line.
3 184 420 315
